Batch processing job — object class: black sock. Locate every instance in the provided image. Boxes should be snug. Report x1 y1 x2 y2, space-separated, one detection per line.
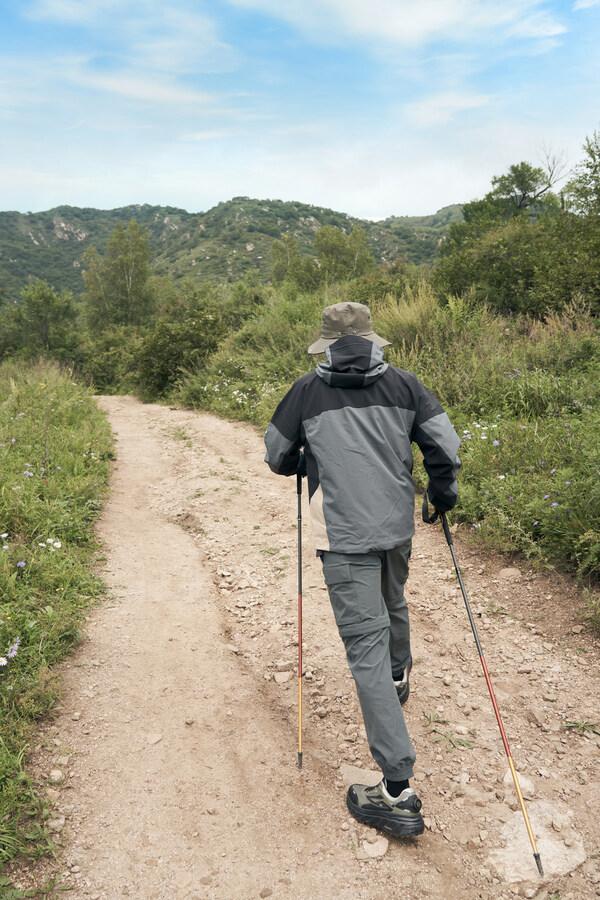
385 778 409 798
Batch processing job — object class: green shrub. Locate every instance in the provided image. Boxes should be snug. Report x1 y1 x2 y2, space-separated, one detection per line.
0 361 111 866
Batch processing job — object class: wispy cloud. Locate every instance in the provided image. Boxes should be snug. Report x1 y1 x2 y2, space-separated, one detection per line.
228 0 566 47
405 91 490 126
573 0 600 9
26 0 120 24
74 71 215 105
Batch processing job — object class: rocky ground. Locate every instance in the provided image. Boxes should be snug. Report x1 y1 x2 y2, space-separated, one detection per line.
9 396 600 899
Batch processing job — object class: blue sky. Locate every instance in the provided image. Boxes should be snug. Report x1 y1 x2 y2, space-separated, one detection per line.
0 0 599 218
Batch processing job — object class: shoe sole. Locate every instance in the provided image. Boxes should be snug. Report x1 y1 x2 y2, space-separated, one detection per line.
346 794 425 837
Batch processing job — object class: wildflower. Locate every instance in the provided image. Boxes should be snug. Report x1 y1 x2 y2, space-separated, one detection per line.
16 560 26 569
481 434 488 440
497 475 506 480
0 533 7 539
565 480 571 486
2 545 8 551
7 638 20 658
492 440 500 447
543 494 550 500
550 468 557 475
53 540 62 549
0 657 7 667
551 502 559 508
23 471 34 478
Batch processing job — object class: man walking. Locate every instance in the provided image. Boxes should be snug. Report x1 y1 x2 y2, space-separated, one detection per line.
264 301 460 837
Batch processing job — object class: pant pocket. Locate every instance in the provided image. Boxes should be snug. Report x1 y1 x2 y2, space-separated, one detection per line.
323 559 388 637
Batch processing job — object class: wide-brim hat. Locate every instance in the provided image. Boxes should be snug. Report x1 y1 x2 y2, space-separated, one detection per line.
307 301 391 355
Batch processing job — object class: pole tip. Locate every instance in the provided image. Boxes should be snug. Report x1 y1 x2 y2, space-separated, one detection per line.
297 751 303 770
534 853 544 878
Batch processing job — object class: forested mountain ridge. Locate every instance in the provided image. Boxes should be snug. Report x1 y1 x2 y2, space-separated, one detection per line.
0 197 463 297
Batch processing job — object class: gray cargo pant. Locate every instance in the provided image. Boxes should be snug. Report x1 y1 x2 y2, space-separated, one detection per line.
321 543 415 782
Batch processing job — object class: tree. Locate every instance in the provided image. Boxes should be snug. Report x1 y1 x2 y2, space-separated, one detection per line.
315 226 374 284
566 132 600 216
82 220 154 329
488 160 561 214
271 235 321 290
15 280 77 356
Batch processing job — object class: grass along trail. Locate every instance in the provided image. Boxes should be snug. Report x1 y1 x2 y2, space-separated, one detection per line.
14 395 600 899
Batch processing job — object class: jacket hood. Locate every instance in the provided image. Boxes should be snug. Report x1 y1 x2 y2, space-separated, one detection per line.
315 335 388 388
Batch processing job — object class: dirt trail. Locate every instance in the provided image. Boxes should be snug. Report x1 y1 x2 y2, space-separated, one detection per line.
18 396 600 899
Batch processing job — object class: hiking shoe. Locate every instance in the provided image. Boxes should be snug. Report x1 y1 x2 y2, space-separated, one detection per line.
393 661 412 706
346 781 424 837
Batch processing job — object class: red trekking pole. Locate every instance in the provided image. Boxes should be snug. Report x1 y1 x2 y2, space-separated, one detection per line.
296 472 303 769
423 496 543 877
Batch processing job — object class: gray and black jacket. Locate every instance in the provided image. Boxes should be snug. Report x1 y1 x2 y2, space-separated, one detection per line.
264 335 460 554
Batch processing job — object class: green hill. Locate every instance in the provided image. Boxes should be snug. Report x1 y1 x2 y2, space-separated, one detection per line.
0 198 463 299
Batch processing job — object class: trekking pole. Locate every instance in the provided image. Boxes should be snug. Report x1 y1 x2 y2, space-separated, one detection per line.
296 472 303 770
422 496 544 877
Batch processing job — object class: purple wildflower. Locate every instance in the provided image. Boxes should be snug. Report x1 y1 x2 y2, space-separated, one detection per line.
492 439 500 447
551 502 559 508
7 638 20 659
23 470 34 478
16 560 26 569
543 494 550 500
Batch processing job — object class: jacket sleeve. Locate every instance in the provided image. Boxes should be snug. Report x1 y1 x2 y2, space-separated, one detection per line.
410 379 461 512
264 380 304 476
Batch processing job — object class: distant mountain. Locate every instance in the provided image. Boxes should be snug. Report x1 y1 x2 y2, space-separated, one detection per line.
0 198 463 298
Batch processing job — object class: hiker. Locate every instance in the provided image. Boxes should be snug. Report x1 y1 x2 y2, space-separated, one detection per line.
264 301 460 837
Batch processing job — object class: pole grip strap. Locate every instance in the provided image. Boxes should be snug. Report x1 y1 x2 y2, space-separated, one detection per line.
421 491 439 524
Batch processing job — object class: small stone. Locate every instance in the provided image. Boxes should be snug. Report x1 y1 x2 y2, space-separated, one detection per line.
259 889 273 898
361 836 389 858
48 769 64 785
571 625 584 634
503 769 535 799
48 815 66 833
185 718 195 726
274 660 293 672
274 671 292 684
526 708 545 727
147 734 163 745
498 567 522 582
206 807 216 816
71 712 81 721
316 706 328 718
339 765 380 789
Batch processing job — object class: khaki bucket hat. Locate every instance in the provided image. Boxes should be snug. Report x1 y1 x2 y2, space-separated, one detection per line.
307 301 391 355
